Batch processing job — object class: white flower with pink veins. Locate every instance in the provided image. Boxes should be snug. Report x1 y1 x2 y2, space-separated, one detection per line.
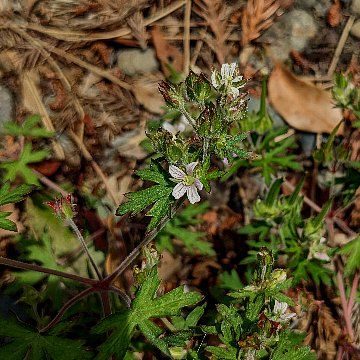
169 162 203 204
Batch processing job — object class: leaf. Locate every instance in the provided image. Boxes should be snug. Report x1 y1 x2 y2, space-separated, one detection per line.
93 266 202 359
0 143 49 185
117 161 174 230
339 236 360 276
270 331 316 360
218 270 243 291
268 64 343 134
0 183 33 231
3 115 54 138
0 318 92 360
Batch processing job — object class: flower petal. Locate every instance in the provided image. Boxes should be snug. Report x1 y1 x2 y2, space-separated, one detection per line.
187 185 200 204
162 122 176 134
185 162 198 175
195 179 203 190
169 165 186 179
172 183 187 199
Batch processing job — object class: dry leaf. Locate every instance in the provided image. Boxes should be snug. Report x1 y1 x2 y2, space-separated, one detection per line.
268 64 343 134
151 26 183 75
133 75 165 114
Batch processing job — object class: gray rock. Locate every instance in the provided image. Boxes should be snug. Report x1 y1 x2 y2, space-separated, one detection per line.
350 20 360 39
351 0 360 15
0 86 13 128
262 10 318 61
117 48 159 76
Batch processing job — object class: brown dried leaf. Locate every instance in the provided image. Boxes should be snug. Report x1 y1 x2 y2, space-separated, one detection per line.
268 64 343 134
133 75 165 114
151 26 183 75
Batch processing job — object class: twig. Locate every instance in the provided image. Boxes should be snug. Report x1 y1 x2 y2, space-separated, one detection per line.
39 287 95 333
183 0 192 75
328 16 356 77
19 0 186 42
32 169 68 196
0 256 96 286
69 130 119 206
104 200 184 284
66 218 102 280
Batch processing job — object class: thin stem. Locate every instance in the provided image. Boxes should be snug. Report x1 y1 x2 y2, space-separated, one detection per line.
66 218 102 280
181 107 197 129
0 256 96 286
39 287 95 333
109 286 131 308
99 292 112 317
336 269 354 341
347 272 359 317
105 200 183 284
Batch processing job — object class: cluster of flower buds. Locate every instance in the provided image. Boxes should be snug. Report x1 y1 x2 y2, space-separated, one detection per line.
46 194 76 220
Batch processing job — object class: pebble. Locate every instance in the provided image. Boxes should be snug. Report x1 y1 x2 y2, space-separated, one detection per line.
261 10 318 61
0 85 13 128
350 20 360 39
351 0 360 15
117 48 159 76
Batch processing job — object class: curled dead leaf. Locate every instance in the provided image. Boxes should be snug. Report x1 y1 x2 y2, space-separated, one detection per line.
268 64 343 134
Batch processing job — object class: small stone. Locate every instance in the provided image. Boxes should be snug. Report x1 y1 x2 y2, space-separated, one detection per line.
0 86 13 128
351 0 360 15
350 20 360 39
262 10 318 61
117 48 159 76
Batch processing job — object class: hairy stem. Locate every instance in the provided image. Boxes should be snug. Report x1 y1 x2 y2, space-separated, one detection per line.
40 287 95 333
0 256 96 286
66 218 102 280
105 200 184 284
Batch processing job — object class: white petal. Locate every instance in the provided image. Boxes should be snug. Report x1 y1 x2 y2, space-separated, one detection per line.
195 179 203 190
187 185 200 204
185 162 198 175
162 122 176 134
282 312 296 321
229 63 237 76
314 252 330 262
169 165 186 179
230 87 240 98
221 64 229 78
211 71 218 88
172 183 187 199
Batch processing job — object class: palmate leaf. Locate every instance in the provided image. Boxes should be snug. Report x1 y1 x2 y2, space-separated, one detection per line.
116 161 174 230
338 236 360 276
3 115 54 138
93 266 202 359
0 318 91 360
0 183 33 231
0 143 49 185
270 331 315 360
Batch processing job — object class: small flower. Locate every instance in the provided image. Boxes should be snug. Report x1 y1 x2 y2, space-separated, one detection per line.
46 194 76 219
162 115 189 135
269 300 296 323
308 236 331 262
211 63 245 98
169 162 203 204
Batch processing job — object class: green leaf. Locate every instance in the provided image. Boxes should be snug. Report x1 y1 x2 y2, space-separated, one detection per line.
218 269 243 291
0 143 49 185
271 331 316 360
116 161 174 230
0 183 33 231
3 115 54 138
93 266 202 359
339 236 360 276
0 318 91 360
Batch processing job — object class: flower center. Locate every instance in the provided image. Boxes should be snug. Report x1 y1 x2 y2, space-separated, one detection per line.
183 175 195 186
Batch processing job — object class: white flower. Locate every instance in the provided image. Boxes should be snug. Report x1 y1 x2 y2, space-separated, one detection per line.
169 162 203 204
270 300 296 323
162 115 189 135
308 236 330 262
211 63 244 98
